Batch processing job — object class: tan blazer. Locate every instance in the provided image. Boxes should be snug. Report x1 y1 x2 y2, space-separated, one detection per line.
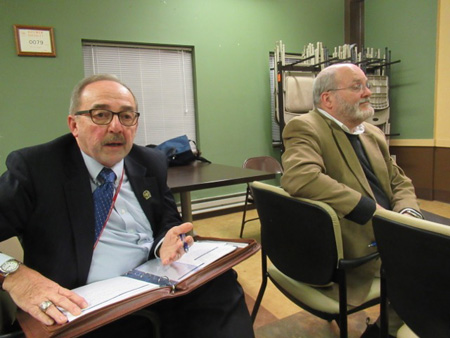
281 109 420 305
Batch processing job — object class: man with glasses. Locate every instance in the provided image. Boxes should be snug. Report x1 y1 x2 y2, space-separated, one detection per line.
0 74 254 337
281 63 422 337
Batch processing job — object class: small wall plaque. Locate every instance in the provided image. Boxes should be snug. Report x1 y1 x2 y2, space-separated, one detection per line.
14 25 56 57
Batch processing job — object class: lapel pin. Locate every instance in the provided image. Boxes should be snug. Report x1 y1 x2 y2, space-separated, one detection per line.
143 190 151 200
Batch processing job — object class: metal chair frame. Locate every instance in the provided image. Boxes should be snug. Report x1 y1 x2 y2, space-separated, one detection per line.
240 156 283 238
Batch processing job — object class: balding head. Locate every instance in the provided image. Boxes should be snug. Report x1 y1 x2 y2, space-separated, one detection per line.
313 63 362 108
312 63 374 131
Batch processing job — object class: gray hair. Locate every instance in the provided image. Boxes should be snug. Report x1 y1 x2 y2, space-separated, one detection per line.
312 65 339 108
69 74 138 114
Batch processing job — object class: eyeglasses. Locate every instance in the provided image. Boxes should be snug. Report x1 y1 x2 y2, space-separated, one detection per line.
328 82 371 93
74 109 140 126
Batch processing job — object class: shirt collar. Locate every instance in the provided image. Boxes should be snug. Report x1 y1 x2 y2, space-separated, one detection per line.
317 108 365 135
80 151 123 185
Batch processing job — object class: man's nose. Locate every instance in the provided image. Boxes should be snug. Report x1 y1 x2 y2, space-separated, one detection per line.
108 114 123 131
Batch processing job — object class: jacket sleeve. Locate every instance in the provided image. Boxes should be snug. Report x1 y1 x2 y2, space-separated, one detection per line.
0 150 34 241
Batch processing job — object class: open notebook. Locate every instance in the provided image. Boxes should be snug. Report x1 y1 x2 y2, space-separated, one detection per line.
16 236 260 338
62 240 244 322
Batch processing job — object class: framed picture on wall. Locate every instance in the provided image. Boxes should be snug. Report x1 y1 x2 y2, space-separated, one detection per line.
14 25 56 57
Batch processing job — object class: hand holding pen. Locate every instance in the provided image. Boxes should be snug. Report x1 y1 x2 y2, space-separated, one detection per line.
180 233 189 253
159 222 194 265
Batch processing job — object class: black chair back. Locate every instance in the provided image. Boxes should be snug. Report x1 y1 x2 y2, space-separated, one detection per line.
373 212 450 338
252 184 338 285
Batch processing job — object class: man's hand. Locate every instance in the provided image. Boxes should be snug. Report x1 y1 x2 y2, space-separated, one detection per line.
159 222 194 265
2 265 88 325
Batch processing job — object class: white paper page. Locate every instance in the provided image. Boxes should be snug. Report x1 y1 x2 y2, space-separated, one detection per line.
131 241 238 283
62 276 159 322
197 240 249 249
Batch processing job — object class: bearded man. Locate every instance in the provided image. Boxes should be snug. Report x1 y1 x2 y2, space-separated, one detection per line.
281 63 422 337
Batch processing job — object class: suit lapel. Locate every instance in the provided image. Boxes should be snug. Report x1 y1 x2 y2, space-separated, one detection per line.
359 130 391 196
64 145 95 285
124 156 159 228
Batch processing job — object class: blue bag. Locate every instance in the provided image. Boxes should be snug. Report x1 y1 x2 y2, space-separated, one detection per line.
150 135 211 167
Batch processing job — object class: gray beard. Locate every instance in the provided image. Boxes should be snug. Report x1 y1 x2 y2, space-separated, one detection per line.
336 96 374 124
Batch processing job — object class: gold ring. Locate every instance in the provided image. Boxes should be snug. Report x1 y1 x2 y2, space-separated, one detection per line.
39 300 53 313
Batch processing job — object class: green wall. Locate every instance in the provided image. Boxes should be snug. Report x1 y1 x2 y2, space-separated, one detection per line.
366 0 438 139
0 0 344 200
0 0 437 201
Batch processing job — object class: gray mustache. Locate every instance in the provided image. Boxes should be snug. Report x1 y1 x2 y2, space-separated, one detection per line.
102 135 125 145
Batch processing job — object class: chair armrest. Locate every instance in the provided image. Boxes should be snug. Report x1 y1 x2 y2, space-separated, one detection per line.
338 252 379 270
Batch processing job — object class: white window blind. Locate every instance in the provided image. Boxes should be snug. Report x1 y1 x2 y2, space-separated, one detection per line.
83 42 196 146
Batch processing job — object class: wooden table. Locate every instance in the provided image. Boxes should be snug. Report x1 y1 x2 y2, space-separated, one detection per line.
168 161 276 222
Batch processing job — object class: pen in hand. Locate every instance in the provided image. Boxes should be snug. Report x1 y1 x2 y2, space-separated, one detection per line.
368 241 377 248
180 233 189 253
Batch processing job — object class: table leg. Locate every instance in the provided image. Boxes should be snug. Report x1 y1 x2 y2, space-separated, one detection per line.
179 191 193 223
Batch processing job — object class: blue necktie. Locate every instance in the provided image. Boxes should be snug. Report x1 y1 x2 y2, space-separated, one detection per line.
93 168 116 241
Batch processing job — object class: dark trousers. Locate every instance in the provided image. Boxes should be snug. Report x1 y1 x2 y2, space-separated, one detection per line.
84 269 254 338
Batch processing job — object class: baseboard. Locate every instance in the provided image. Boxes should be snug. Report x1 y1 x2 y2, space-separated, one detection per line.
193 205 250 220
415 187 434 201
176 192 249 220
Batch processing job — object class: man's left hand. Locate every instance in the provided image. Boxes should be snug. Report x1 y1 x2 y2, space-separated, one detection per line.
159 222 194 265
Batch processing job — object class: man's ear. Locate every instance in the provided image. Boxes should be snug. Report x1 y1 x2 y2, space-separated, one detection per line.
320 91 334 110
67 115 78 137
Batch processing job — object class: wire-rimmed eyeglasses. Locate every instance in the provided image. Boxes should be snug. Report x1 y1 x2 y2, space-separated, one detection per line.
328 82 371 93
74 109 140 126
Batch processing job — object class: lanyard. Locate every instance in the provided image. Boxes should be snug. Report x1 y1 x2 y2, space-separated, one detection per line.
93 168 125 249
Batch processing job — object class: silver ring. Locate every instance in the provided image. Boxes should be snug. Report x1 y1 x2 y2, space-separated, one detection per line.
39 300 53 313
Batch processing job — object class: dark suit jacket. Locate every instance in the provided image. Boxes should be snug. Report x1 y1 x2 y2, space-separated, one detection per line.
0 134 182 289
